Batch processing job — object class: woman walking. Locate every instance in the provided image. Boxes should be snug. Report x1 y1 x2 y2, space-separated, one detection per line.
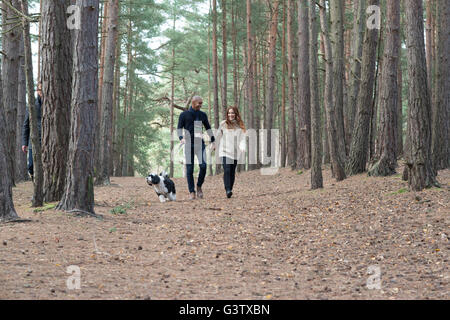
216 106 246 198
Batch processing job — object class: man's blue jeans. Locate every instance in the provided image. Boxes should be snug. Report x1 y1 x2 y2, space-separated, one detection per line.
185 142 207 193
27 145 34 176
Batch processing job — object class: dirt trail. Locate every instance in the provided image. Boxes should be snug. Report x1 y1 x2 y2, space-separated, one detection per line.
0 166 448 299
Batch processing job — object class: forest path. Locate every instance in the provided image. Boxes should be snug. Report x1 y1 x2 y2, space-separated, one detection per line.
1 166 448 299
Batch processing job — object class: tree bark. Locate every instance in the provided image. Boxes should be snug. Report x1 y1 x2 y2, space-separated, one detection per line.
246 0 256 170
213 0 221 174
432 0 450 170
280 0 287 167
287 0 297 169
41 0 73 201
2 0 22 187
0 49 19 222
330 0 347 159
297 0 311 170
264 0 279 165
16 40 28 183
404 0 439 191
57 0 99 214
319 0 346 181
346 0 380 175
347 0 366 147
309 1 323 189
20 0 44 207
368 0 400 176
96 0 119 185
221 0 228 117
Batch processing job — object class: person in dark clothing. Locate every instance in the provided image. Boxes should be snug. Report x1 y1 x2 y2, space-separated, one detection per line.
177 96 216 200
21 83 43 180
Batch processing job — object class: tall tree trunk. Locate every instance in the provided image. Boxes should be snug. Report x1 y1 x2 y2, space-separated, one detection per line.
96 0 119 185
287 0 296 169
246 0 256 170
2 0 22 187
280 0 287 167
0 35 19 222
16 41 28 183
432 0 450 170
425 0 434 93
330 0 347 159
231 0 238 108
319 0 346 181
368 0 400 176
404 0 439 191
0 102 19 221
320 34 330 165
21 0 44 207
41 0 73 202
346 0 380 175
397 48 404 157
212 0 221 174
309 1 323 189
221 0 228 117
264 0 279 166
112 28 121 176
347 0 366 147
57 0 99 215
297 0 311 170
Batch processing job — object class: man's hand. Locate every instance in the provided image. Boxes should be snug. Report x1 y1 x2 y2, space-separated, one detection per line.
210 142 216 151
22 145 28 154
180 138 186 145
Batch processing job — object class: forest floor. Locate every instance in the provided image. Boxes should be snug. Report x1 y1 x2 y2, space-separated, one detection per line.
0 165 448 300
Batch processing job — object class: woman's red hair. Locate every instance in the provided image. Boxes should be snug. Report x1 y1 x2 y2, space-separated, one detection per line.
225 106 246 131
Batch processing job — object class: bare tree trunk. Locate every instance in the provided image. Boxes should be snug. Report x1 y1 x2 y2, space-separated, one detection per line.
432 0 450 170
319 0 346 181
212 0 221 174
247 0 256 170
346 0 380 175
221 0 228 117
330 0 347 159
397 48 404 157
96 0 119 185
41 0 73 201
112 28 121 176
57 0 99 215
16 41 28 183
368 0 400 176
309 1 323 189
20 0 44 207
297 0 311 170
287 0 297 169
0 109 19 221
404 0 439 191
2 0 22 187
231 0 238 108
0 48 19 222
347 0 366 147
264 0 279 165
280 0 287 167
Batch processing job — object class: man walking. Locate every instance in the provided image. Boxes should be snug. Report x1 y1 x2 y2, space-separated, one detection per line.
21 83 42 181
177 96 215 200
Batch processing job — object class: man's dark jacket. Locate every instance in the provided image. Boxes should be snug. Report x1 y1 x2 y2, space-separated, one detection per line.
22 95 42 147
177 107 215 144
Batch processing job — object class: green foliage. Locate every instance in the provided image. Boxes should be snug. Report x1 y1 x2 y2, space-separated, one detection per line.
110 202 133 215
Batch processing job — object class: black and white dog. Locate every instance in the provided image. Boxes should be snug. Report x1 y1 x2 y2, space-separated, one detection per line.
146 171 176 203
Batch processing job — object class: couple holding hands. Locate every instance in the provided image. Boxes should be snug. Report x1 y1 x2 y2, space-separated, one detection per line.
177 96 246 200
